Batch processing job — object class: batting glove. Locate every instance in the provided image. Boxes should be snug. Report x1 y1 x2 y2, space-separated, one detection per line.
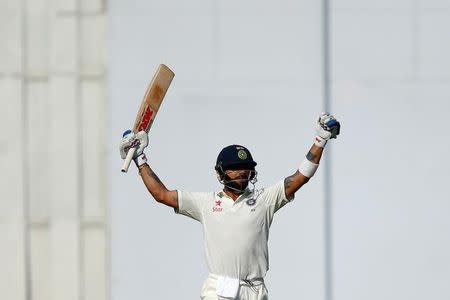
314 112 341 147
120 130 149 167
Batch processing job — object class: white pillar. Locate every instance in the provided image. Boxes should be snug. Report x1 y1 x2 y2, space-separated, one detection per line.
0 0 108 299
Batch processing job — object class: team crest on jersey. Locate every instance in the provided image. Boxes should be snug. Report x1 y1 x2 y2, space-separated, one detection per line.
246 198 256 206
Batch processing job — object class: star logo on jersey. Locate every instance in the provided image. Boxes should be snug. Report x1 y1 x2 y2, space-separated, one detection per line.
213 199 223 212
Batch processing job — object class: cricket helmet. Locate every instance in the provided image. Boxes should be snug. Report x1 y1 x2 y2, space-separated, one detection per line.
215 145 258 193
215 144 257 171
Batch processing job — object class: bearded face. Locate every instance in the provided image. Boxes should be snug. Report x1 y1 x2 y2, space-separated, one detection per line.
221 169 257 193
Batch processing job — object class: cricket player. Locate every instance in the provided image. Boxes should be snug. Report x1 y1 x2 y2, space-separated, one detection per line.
120 112 341 299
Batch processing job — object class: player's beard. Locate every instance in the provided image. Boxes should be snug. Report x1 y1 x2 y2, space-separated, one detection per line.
223 175 249 193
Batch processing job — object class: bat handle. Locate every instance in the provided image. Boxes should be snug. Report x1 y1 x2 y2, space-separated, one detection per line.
121 147 137 173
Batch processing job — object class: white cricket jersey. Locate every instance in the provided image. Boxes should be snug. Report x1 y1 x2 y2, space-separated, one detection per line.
175 180 294 279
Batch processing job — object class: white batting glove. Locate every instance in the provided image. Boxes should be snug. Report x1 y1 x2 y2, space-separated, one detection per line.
314 112 341 148
120 130 149 167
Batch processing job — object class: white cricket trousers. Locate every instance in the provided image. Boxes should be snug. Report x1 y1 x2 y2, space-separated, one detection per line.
200 274 269 300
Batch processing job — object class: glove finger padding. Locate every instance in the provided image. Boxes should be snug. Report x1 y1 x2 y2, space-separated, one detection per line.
120 130 136 159
318 112 330 122
316 123 332 140
134 131 149 156
326 119 340 138
119 130 149 159
316 113 341 140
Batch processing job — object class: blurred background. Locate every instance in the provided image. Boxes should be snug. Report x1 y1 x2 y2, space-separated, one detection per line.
1 0 450 299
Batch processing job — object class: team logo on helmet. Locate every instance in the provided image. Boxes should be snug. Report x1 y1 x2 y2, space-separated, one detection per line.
237 149 248 160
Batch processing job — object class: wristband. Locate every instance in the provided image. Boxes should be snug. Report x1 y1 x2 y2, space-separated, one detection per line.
298 157 319 178
314 135 327 148
133 153 148 168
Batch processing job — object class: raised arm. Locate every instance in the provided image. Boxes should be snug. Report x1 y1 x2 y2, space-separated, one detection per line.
120 130 178 209
284 144 324 199
138 164 178 209
284 113 340 199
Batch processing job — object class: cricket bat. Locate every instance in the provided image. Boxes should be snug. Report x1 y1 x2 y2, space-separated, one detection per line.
121 64 175 172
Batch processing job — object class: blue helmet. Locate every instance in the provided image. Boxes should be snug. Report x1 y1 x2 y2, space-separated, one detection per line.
215 144 257 172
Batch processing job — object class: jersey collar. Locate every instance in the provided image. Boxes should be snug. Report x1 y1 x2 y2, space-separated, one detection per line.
216 188 253 204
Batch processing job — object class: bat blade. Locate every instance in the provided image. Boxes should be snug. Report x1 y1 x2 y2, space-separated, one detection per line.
132 64 174 133
121 64 175 173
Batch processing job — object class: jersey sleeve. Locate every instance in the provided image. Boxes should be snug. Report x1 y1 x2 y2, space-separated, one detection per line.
263 180 295 213
174 190 208 222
